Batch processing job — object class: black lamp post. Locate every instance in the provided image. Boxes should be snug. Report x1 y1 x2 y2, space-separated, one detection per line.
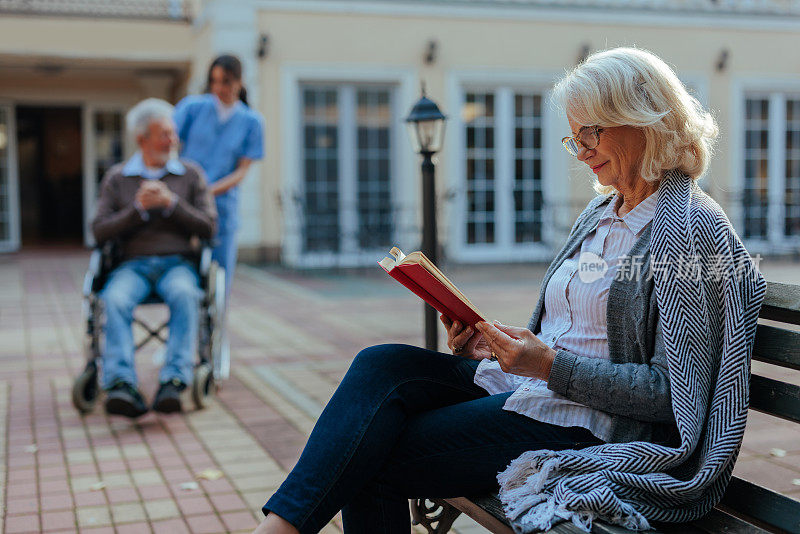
405 90 446 351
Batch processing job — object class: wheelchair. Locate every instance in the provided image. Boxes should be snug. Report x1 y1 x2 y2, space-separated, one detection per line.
72 241 227 414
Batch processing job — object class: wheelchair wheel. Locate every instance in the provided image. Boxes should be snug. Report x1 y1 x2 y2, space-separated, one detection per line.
72 360 100 414
192 362 214 410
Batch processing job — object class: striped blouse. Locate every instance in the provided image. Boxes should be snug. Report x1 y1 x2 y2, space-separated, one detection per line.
473 190 658 441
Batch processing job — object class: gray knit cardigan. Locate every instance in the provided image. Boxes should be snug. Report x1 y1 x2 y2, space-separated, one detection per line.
531 192 676 444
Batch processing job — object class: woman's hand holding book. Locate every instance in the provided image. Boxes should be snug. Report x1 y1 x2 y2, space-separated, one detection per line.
441 315 494 361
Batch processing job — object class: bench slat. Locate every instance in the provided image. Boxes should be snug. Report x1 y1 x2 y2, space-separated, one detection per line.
753 324 800 370
719 477 800 533
462 494 507 526
689 508 773 533
442 497 514 534
591 521 676 534
749 374 800 424
761 282 800 325
450 495 677 534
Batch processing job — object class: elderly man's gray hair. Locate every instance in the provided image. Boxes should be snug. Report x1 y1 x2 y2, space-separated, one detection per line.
126 98 175 139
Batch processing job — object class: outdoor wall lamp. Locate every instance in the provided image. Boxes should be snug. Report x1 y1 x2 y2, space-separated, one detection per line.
577 43 591 65
405 88 447 350
716 49 729 73
424 39 438 65
258 34 269 59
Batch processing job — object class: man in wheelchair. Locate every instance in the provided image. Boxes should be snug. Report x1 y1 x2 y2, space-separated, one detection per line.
91 98 217 418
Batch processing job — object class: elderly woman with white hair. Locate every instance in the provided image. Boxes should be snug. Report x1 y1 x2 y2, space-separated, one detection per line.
254 48 766 534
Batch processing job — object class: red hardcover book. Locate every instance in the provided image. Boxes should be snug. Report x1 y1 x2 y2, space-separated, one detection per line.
378 247 485 327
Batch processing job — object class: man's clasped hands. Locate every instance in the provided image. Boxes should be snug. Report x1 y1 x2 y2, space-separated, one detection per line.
135 180 176 211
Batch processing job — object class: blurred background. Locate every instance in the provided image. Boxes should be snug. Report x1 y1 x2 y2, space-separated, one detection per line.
0 0 798 269
1 3 800 533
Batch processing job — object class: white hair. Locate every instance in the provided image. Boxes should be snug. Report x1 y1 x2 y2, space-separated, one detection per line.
125 98 175 139
552 47 719 195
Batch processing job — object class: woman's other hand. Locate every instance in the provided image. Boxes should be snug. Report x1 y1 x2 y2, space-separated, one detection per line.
440 315 493 360
475 321 556 380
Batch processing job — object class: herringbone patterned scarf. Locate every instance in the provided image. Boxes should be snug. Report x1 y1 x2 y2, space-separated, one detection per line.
497 170 767 532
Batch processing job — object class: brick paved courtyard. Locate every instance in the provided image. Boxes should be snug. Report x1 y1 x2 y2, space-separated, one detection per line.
0 249 798 533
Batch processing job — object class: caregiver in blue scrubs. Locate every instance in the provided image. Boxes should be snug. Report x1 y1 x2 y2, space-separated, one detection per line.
174 54 264 297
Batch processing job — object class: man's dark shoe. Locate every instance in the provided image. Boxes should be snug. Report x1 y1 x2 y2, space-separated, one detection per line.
104 382 148 418
152 378 186 414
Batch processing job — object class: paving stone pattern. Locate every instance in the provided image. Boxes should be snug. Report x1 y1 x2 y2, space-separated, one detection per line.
0 250 798 533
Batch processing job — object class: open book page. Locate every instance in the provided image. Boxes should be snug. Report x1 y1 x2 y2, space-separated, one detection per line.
377 247 406 271
379 247 483 319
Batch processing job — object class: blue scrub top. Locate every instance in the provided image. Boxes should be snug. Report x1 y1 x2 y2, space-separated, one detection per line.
174 94 264 233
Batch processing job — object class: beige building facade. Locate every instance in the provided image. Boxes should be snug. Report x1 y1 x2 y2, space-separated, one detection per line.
0 0 798 266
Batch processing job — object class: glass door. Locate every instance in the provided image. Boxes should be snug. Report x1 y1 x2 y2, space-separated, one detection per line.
458 87 548 261
0 104 19 252
299 83 395 264
83 106 126 246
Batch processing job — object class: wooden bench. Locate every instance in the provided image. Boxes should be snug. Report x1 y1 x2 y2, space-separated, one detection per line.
410 281 800 534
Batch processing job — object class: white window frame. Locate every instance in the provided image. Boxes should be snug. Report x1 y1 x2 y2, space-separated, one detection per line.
281 64 417 268
731 77 800 254
0 101 20 252
446 70 567 263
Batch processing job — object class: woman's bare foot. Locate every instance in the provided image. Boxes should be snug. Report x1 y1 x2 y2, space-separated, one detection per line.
252 512 300 534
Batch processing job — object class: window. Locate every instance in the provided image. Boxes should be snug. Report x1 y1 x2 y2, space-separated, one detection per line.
300 84 395 256
743 97 769 239
94 111 124 187
83 107 126 247
356 88 392 249
302 87 339 253
741 93 800 243
786 99 800 237
460 87 546 258
513 94 544 244
465 92 496 244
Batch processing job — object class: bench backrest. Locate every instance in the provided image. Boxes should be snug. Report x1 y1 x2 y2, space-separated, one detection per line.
719 281 800 533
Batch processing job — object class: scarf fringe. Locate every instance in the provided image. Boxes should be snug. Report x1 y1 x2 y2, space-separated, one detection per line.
499 453 652 533
506 494 650 533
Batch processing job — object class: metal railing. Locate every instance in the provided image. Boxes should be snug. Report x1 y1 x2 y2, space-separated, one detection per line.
277 190 592 268
0 0 192 21
276 187 800 268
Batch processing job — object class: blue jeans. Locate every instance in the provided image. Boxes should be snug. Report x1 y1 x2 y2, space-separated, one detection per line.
263 344 604 534
100 255 201 390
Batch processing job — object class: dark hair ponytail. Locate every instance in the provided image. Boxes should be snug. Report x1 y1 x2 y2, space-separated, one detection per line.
205 54 248 106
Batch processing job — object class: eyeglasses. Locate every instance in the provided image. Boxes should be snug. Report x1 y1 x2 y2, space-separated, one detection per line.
561 125 604 157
